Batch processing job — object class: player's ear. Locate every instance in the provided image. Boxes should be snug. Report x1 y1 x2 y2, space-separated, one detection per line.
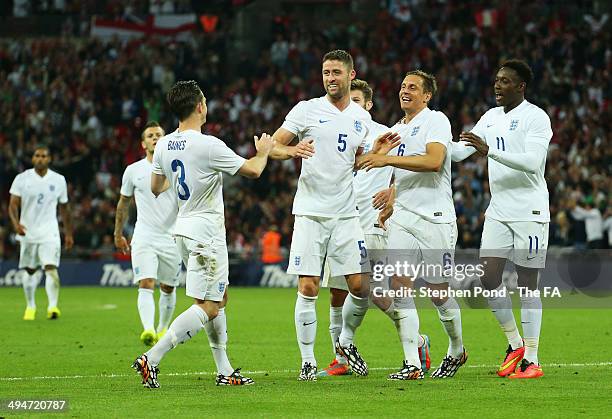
518 81 526 92
366 101 373 111
349 68 356 80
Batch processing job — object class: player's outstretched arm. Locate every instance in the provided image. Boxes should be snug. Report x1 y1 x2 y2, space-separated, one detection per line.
450 140 478 162
8 194 26 236
238 133 276 178
269 128 314 160
59 202 73 250
359 142 446 172
114 194 133 254
460 132 546 174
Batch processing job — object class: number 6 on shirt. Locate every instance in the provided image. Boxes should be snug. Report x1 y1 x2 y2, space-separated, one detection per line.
171 159 191 200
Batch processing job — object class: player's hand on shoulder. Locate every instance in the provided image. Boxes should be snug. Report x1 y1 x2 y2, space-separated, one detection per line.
294 138 315 159
114 235 130 254
254 133 276 155
372 132 401 155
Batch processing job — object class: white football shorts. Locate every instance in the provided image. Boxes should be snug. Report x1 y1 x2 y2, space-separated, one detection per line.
131 237 182 286
287 215 370 278
174 235 228 302
480 217 549 269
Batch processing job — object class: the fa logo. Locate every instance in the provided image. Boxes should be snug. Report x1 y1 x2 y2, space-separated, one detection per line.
294 256 301 267
354 120 363 133
411 126 420 136
49 185 55 191
509 120 519 131
218 282 226 293
363 143 371 153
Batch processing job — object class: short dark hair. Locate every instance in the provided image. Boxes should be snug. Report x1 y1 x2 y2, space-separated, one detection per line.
499 59 533 86
166 80 204 121
322 49 353 70
350 79 373 102
405 70 438 97
141 121 162 139
33 144 50 154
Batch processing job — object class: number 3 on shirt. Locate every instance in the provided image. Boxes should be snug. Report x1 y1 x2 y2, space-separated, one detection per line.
171 159 191 200
337 133 348 152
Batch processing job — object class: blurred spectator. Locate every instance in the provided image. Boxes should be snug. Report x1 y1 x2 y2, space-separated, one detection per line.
570 198 604 249
261 225 283 264
1 0 609 260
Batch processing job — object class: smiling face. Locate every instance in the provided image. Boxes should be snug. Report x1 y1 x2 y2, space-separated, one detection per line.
398 74 430 114
322 59 355 100
141 126 165 155
494 67 525 108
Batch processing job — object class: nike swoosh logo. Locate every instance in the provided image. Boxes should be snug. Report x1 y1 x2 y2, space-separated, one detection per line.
302 320 316 326
486 124 493 127
319 119 330 123
186 331 191 338
352 313 365 317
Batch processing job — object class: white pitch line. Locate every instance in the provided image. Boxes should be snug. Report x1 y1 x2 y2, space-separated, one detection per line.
1 362 611 382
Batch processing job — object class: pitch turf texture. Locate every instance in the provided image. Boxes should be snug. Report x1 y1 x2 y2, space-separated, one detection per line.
1 287 611 418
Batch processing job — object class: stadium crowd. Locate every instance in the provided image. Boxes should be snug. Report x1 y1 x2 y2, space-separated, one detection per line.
0 1 610 260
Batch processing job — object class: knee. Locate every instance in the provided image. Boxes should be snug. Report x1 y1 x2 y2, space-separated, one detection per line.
330 288 348 307
298 280 319 297
160 283 174 294
139 279 155 289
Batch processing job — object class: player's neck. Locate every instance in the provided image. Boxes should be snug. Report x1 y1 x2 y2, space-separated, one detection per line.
145 153 153 163
34 167 48 177
401 104 427 124
503 97 524 114
177 116 203 133
326 93 351 112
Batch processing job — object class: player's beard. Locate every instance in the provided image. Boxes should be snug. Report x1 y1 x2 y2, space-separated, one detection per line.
327 81 348 100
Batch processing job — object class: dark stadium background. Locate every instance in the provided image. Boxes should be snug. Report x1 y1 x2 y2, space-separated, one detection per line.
0 0 609 268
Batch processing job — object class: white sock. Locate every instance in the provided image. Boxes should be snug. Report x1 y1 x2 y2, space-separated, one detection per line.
520 294 542 365
146 305 208 365
44 269 60 309
487 285 523 349
339 293 368 347
295 292 317 366
384 301 420 367
329 306 345 363
204 307 234 376
157 288 176 332
436 298 464 358
22 272 38 308
137 288 155 331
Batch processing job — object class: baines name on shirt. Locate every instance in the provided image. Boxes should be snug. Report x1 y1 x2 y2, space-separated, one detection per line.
168 140 187 150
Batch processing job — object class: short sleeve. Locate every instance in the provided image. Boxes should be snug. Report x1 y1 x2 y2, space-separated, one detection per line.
152 146 165 175
59 176 68 204
280 101 308 135
470 112 488 139
120 166 135 197
525 110 553 150
209 141 247 175
425 112 452 148
9 174 22 197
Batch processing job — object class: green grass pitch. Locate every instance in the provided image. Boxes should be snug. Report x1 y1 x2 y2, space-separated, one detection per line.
1 287 611 418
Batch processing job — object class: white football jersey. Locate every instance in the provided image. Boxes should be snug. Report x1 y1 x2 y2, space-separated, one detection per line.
9 168 68 243
392 108 455 223
281 96 371 217
120 158 177 244
152 129 246 243
471 100 552 222
354 119 394 234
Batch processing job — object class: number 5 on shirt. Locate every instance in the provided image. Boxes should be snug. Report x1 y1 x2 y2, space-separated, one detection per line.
337 133 348 152
171 159 191 200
